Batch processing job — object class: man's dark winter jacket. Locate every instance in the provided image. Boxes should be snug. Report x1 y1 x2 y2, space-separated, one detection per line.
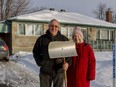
33 30 71 75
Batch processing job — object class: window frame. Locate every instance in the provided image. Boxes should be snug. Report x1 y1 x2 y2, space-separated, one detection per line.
17 23 44 36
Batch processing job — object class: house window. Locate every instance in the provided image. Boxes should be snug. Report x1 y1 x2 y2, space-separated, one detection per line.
17 23 43 36
61 26 68 37
18 24 25 35
60 26 75 38
88 28 96 41
110 30 114 40
100 30 109 39
81 28 87 40
34 24 43 35
96 30 100 39
68 27 74 38
25 24 34 35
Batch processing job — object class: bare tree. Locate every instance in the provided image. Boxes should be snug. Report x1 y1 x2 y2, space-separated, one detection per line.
0 0 30 20
93 3 107 20
112 12 116 23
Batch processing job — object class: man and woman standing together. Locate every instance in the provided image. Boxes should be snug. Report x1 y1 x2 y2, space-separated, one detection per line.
33 19 96 87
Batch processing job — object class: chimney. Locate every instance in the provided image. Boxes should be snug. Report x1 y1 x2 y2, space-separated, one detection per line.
106 8 112 22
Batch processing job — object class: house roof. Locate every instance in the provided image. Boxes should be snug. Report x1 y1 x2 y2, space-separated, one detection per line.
8 10 116 29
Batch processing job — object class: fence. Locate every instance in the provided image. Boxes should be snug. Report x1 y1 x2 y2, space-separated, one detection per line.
87 39 114 51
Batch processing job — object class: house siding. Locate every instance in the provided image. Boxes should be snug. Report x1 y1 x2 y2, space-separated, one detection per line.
10 21 115 53
11 22 37 53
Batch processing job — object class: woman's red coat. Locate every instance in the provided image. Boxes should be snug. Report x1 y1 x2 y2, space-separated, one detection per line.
67 42 96 87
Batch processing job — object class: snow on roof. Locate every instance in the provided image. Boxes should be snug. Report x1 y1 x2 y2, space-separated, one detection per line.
9 10 116 29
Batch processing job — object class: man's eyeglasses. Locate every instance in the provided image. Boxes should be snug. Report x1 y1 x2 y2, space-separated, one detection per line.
50 25 59 28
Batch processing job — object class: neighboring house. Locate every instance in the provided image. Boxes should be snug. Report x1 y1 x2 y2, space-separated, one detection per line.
0 9 116 54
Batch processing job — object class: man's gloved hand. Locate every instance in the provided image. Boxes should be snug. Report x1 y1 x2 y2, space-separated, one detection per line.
63 62 69 71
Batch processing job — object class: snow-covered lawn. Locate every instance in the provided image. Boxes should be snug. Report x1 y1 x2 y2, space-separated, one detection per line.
0 51 114 87
0 60 39 87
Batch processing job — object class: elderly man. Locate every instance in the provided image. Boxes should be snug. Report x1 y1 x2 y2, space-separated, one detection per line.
33 19 71 87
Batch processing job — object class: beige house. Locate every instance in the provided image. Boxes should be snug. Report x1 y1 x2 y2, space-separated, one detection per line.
0 9 116 54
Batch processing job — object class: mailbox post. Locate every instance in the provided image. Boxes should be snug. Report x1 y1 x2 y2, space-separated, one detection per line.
112 44 116 87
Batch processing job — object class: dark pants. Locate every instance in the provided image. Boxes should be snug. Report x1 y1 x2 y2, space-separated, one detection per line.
39 73 64 87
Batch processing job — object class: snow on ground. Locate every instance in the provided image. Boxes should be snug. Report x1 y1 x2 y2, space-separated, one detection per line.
0 51 114 87
91 51 113 87
0 58 39 87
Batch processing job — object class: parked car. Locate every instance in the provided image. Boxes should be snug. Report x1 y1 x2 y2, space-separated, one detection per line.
0 38 9 61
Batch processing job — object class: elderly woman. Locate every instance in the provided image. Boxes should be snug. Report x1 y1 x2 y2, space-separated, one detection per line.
67 26 96 87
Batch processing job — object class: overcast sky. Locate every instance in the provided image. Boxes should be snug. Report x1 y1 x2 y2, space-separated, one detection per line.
30 0 116 17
